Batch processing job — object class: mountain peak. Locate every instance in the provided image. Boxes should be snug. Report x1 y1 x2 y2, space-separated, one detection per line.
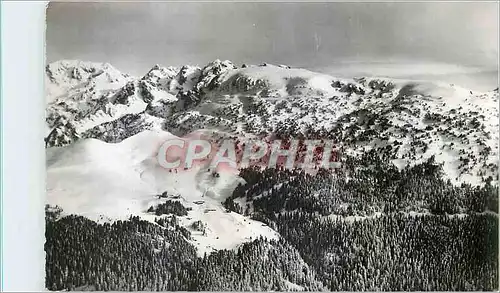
45 59 132 103
143 64 178 80
46 59 126 83
204 59 236 68
47 60 117 73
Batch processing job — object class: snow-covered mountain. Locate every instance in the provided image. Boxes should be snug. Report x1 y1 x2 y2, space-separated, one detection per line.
45 59 499 290
46 59 499 186
45 60 133 102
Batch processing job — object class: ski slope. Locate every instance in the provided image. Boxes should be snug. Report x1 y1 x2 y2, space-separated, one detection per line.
46 130 279 256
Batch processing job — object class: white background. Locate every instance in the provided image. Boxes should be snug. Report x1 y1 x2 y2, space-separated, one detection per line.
2 1 47 291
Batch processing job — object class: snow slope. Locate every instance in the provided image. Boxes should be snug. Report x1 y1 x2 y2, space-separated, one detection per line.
46 130 278 256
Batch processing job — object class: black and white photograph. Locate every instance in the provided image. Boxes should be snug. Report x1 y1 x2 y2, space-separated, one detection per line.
44 2 498 291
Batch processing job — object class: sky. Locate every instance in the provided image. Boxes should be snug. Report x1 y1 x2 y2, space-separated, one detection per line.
46 2 498 89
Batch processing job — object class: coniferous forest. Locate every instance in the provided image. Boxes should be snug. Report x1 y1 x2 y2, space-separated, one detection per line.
45 153 498 291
